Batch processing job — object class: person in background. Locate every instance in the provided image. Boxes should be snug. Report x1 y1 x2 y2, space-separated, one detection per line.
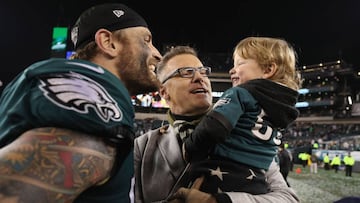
135 45 299 203
0 3 161 203
312 142 319 149
310 154 318 174
278 143 292 186
298 152 309 168
323 153 330 170
284 143 294 171
180 37 301 194
343 152 355 177
331 154 341 173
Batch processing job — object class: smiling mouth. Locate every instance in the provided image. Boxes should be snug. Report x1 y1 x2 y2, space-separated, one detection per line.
231 77 239 83
149 64 156 76
190 88 208 94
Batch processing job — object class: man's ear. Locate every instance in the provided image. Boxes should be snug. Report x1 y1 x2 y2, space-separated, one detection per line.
159 85 170 100
263 62 277 79
94 29 119 57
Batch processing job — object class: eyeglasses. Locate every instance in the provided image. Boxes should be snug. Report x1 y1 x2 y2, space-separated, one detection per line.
161 66 211 84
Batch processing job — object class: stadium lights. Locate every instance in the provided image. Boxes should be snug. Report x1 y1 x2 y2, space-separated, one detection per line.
348 96 353 105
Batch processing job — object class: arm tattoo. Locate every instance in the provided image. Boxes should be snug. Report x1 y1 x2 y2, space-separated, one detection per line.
0 127 116 203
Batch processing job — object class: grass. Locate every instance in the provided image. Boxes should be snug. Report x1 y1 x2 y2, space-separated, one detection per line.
288 164 360 203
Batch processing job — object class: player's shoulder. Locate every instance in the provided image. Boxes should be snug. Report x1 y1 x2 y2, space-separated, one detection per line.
26 58 105 76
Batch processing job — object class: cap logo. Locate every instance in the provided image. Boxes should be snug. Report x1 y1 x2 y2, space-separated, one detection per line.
113 10 125 18
71 26 79 46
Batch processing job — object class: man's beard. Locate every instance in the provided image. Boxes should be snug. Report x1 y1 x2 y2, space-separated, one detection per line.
125 70 161 95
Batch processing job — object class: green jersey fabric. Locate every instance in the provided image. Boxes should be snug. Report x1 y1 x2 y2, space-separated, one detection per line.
212 79 299 170
212 86 280 170
0 58 135 203
0 58 134 145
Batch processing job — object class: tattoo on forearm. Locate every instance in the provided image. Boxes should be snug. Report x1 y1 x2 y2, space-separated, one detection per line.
0 127 115 202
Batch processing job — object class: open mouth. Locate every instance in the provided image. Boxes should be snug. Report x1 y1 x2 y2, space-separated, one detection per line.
231 77 239 83
149 64 156 76
190 88 208 94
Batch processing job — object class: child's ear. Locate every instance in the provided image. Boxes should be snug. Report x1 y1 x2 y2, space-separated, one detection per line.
263 62 277 79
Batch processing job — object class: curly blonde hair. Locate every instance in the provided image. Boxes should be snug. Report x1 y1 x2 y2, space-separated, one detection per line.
233 37 302 90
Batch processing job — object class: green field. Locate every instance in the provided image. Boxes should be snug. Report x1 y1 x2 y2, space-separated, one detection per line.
288 164 360 203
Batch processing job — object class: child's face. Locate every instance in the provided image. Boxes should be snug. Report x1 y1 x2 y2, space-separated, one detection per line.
229 55 266 87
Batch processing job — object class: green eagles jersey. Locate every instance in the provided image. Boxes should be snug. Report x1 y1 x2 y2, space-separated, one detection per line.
212 86 281 170
0 58 135 146
0 58 135 203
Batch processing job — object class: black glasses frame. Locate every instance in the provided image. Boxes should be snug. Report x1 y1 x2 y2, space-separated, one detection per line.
161 66 211 84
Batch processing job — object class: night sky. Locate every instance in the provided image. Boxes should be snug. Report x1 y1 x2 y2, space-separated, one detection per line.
1 0 360 91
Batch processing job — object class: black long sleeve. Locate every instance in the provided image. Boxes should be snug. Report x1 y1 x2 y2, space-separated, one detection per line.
183 111 233 162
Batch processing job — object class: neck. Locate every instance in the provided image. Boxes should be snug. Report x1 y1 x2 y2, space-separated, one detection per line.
167 110 206 125
172 112 205 122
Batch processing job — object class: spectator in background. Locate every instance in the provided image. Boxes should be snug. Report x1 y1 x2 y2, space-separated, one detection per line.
298 152 309 168
137 93 152 107
278 143 292 186
312 141 319 149
310 154 318 174
284 143 294 171
323 153 330 170
331 154 341 173
343 152 355 177
151 92 169 108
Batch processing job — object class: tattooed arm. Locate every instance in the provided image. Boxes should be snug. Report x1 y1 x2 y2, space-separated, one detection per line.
0 127 116 203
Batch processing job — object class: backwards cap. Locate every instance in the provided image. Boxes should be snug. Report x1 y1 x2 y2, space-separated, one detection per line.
71 3 148 50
